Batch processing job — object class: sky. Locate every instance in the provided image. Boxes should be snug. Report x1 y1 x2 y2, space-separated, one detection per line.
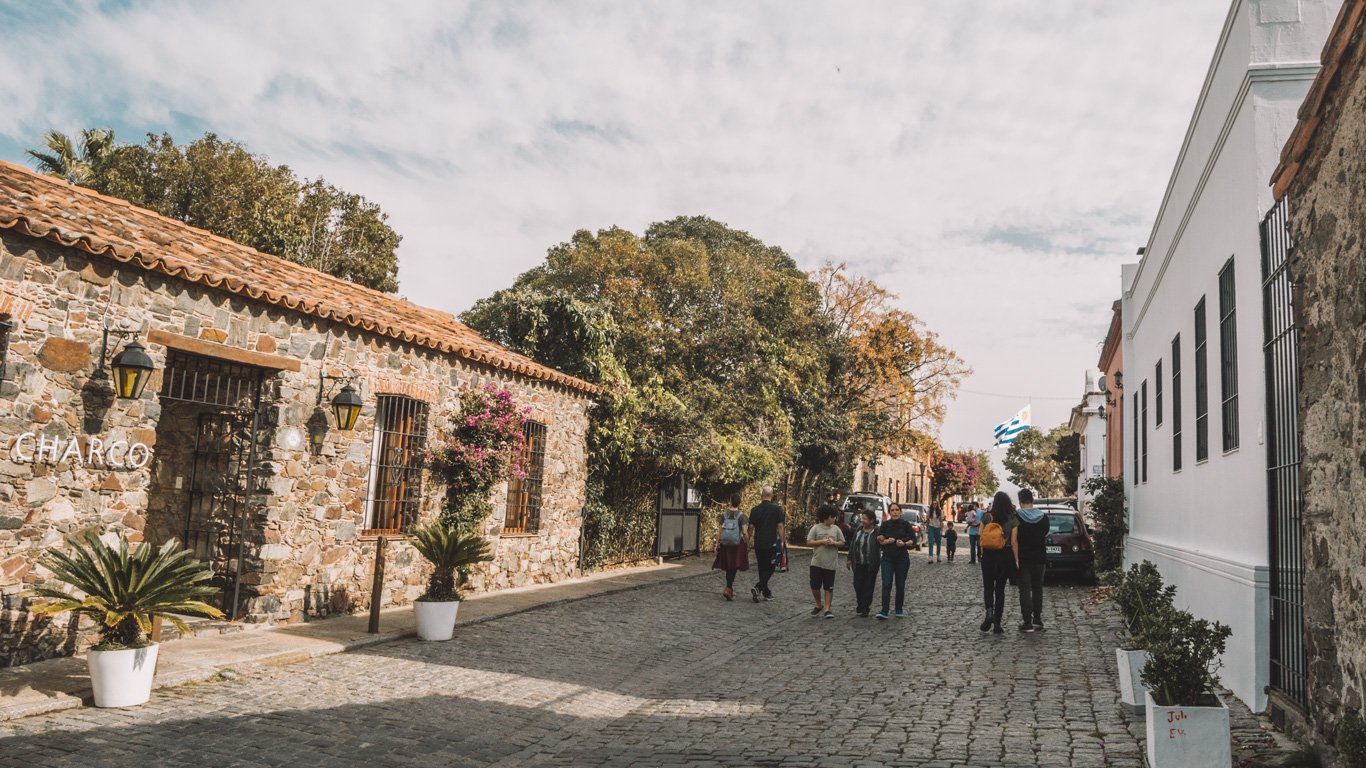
0 0 1235 477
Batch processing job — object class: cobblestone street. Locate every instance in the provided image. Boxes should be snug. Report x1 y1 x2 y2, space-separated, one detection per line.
0 555 1161 766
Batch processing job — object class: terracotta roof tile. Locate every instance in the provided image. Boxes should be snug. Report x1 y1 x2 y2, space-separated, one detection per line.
0 159 594 395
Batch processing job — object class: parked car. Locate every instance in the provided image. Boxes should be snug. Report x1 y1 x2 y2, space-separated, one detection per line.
841 493 890 528
1038 506 1096 582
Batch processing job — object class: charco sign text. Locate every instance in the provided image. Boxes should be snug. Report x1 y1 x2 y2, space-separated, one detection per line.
7 432 153 470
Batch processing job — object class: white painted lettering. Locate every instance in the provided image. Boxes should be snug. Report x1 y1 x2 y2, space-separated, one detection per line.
86 437 105 466
10 432 36 463
105 440 129 468
126 443 151 469
59 438 83 465
37 434 60 463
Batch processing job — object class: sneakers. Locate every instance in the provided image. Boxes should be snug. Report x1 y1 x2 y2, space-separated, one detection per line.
857 610 869 618
992 620 1004 634
811 606 823 616
1032 621 1046 632
763 593 774 602
824 611 834 619
895 609 906 618
1018 622 1035 633
876 612 889 620
979 617 993 633
750 586 761 603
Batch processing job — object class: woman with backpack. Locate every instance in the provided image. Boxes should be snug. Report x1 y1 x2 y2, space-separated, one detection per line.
712 493 749 600
977 491 1017 634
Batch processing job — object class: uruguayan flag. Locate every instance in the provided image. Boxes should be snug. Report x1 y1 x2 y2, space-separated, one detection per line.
993 406 1031 447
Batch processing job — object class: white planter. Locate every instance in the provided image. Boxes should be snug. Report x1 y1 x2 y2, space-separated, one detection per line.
413 599 460 641
1116 648 1151 714
87 644 160 708
1144 691 1231 768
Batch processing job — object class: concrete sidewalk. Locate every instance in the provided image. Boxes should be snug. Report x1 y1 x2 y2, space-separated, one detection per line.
0 555 713 722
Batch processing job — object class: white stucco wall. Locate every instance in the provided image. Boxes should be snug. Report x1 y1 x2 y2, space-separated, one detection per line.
1120 0 1340 714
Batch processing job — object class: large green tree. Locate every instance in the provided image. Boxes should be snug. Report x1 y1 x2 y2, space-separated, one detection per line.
28 130 401 291
1002 423 1073 497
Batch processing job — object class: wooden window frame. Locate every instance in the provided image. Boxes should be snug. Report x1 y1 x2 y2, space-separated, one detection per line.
503 421 547 535
363 395 429 535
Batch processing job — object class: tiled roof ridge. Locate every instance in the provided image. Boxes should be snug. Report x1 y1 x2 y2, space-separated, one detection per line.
0 159 595 395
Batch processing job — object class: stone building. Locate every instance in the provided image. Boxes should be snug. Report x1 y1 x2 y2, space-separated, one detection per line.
853 450 934 507
0 160 594 666
1266 1 1366 758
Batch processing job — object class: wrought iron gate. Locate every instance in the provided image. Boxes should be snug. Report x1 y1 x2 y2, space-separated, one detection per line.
161 350 266 619
1260 197 1307 708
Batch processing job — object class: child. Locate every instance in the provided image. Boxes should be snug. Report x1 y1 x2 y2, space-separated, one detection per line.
944 520 958 562
806 505 845 618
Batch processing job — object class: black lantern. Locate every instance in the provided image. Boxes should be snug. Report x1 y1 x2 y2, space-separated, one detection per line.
110 340 155 399
331 384 363 430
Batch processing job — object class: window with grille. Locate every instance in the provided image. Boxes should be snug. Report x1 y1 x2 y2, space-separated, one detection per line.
363 395 429 534
504 421 546 534
1132 391 1140 478
1195 297 1209 462
1218 259 1239 452
0 314 11 377
1140 379 1149 483
1155 361 1163 427
1172 334 1183 472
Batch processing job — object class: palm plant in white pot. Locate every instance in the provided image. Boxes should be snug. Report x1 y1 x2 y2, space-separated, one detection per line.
26 532 224 708
409 521 492 641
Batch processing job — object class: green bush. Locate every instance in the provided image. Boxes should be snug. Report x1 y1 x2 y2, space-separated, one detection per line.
409 522 493 601
1084 476 1127 573
1140 605 1233 707
1109 560 1177 649
1339 711 1366 768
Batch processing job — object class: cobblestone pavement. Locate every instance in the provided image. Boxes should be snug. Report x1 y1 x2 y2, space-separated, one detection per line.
0 554 1273 767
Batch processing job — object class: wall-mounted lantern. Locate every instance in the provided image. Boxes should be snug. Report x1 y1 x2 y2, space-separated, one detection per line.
100 321 156 400
331 384 363 430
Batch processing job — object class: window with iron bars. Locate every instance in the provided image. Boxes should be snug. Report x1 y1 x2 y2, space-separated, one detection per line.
363 395 429 534
1194 297 1209 462
1218 258 1239 452
1140 379 1149 484
1172 334 1183 472
0 315 11 377
503 421 547 535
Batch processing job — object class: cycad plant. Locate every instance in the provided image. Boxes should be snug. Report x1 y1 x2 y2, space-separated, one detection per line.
26 532 224 650
409 522 493 601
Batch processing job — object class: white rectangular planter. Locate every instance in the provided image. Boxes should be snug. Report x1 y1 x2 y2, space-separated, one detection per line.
1116 648 1150 714
1144 691 1230 768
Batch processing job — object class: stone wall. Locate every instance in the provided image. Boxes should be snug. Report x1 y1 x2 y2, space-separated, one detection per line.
852 452 933 506
1284 21 1366 756
0 229 591 666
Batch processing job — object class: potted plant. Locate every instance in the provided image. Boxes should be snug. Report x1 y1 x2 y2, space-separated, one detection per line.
26 532 223 708
1109 560 1176 714
409 521 493 641
1140 605 1234 767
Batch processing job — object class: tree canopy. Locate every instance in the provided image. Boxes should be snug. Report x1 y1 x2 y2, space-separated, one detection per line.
1002 423 1075 497
26 129 401 292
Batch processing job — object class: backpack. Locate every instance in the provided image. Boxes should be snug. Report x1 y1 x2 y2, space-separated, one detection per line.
980 519 1007 550
720 510 743 546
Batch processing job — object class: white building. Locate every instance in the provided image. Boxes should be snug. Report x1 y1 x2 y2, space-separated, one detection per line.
1120 0 1340 713
1068 370 1107 513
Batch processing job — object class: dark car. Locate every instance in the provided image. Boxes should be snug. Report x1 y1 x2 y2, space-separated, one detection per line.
1042 508 1096 582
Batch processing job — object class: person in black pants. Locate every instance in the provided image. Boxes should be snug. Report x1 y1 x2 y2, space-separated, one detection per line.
845 508 881 617
978 491 1016 634
747 486 786 602
1012 488 1049 632
875 502 916 619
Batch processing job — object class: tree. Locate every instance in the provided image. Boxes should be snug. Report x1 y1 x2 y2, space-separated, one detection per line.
1053 429 1081 495
28 130 401 291
1002 427 1064 496
26 128 116 185
931 450 981 504
972 451 999 498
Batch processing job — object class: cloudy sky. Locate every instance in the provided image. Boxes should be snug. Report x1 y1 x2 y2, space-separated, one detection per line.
0 0 1234 469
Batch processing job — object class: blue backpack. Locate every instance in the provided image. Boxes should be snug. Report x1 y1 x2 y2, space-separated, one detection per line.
719 510 743 546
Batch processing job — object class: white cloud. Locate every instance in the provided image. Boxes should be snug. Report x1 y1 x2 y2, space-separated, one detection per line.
0 0 1232 464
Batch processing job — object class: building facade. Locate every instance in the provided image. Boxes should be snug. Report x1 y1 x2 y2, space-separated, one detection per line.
1121 0 1341 712
0 161 594 666
853 450 934 507
1266 2 1366 757
1097 300 1124 481
1067 370 1107 512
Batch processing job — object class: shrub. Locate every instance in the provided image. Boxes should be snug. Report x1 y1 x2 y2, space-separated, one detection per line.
409 522 493 601
1140 605 1233 707
1109 560 1177 649
26 532 223 650
1339 711 1366 768
1084 476 1127 573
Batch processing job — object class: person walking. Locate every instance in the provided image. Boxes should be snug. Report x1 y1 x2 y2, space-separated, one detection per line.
1012 488 1048 632
711 493 749 601
944 519 958 562
845 508 881 617
925 501 945 563
978 491 1016 634
806 506 845 618
747 486 786 602
875 502 915 619
966 501 983 564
